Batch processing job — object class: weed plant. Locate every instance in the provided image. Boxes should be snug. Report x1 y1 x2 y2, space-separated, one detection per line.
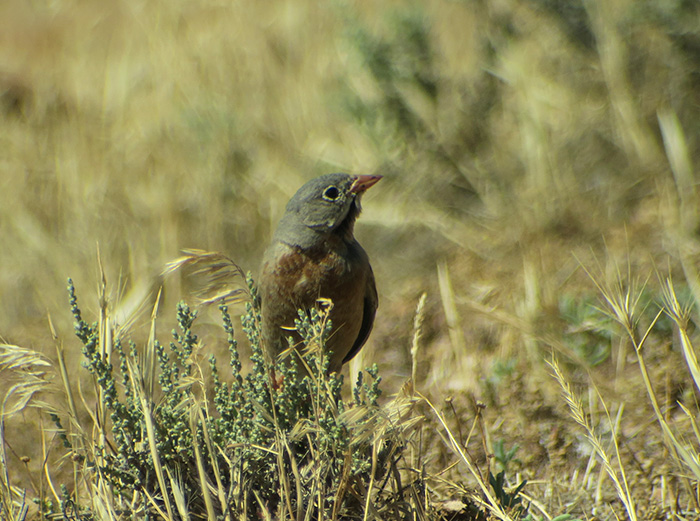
42 276 418 520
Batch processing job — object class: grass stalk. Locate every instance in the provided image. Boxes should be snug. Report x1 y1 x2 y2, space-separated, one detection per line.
421 393 512 521
129 358 175 521
548 357 637 521
410 292 427 392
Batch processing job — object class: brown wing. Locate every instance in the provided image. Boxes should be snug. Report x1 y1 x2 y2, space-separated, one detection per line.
342 265 378 365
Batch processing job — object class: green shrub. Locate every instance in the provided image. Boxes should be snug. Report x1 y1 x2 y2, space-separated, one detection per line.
55 277 410 520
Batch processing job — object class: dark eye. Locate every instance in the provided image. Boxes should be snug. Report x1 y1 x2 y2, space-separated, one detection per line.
323 186 340 200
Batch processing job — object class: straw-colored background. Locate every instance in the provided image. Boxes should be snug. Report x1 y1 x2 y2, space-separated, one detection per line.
2 0 700 517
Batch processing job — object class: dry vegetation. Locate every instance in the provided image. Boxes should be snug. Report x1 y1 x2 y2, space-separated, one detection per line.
1 0 700 519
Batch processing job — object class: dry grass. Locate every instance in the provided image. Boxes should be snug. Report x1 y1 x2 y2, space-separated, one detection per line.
2 0 700 519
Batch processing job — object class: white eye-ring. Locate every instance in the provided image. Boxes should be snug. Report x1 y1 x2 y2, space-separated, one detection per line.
323 186 340 200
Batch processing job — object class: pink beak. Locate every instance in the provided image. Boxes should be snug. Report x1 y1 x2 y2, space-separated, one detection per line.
350 174 383 194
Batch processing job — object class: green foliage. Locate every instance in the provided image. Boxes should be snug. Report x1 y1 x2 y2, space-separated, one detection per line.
209 297 394 516
338 4 483 211
489 470 528 518
492 439 520 473
489 357 518 385
560 283 695 369
66 278 206 496
59 276 402 519
559 295 612 367
343 7 437 140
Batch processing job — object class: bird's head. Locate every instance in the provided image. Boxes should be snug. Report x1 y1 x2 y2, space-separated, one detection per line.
275 173 382 249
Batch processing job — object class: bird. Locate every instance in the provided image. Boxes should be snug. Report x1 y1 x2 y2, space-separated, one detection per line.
259 173 381 375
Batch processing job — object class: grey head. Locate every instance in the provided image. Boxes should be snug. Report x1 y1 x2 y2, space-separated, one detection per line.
273 173 382 250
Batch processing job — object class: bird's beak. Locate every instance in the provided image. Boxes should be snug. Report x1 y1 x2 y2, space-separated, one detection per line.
350 174 383 194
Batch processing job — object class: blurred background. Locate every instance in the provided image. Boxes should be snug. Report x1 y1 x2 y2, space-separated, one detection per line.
1 0 700 513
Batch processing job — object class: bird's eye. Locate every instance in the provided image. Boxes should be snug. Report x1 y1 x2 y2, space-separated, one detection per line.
323 186 340 200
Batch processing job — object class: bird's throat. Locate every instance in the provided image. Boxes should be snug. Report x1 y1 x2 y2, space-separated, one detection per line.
334 201 360 242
